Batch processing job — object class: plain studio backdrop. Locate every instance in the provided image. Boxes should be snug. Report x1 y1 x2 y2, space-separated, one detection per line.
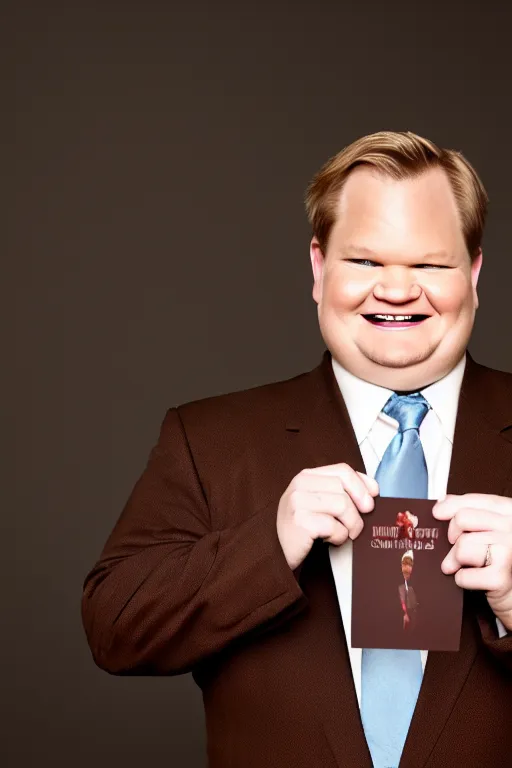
6 1 512 766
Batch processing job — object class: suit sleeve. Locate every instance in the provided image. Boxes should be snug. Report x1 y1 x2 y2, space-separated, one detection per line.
475 595 512 671
81 407 308 676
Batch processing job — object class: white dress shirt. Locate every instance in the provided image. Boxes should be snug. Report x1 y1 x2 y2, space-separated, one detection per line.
327 352 506 707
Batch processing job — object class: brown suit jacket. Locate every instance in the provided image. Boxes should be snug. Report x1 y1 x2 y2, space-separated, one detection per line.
82 351 512 767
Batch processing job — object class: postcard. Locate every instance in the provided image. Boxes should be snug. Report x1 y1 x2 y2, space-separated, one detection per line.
351 497 463 651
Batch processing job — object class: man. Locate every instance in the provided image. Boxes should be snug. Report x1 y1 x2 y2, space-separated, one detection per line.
82 131 512 767
398 551 418 631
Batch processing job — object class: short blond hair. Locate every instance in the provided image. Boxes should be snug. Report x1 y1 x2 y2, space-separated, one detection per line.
305 130 488 260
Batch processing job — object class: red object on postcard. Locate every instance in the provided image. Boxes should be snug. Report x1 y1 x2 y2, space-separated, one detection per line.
351 497 463 651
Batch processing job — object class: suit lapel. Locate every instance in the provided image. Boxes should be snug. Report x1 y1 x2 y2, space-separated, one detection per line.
284 351 372 767
283 350 512 768
399 352 512 767
399 595 480 767
445 352 512 497
286 349 366 474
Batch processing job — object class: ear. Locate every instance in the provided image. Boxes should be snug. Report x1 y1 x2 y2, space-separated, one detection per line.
470 248 483 309
310 237 325 304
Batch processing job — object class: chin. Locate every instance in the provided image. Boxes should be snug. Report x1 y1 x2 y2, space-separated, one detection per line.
370 349 465 390
334 349 442 391
326 328 467 387
359 340 436 372
369 352 431 370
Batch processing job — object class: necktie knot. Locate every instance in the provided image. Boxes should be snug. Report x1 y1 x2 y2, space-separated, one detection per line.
382 392 430 432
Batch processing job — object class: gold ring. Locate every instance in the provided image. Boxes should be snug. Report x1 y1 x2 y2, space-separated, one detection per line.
484 544 492 568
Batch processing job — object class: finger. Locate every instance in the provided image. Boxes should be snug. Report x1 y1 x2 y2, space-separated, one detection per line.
296 491 364 540
433 493 512 520
302 511 351 546
453 542 512 592
303 464 377 512
441 531 499 574
301 468 374 514
305 464 379 497
323 515 353 547
356 471 380 497
297 472 360 495
447 507 512 545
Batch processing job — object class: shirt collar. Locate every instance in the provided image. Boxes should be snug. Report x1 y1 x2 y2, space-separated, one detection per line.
420 354 466 442
331 359 393 445
331 353 466 445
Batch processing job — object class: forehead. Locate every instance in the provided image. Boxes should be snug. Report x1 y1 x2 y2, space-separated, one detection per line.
332 166 465 253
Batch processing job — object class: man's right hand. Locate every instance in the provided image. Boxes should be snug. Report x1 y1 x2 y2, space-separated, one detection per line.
276 463 379 571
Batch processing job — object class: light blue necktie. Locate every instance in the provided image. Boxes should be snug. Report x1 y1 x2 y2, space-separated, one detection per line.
361 393 430 768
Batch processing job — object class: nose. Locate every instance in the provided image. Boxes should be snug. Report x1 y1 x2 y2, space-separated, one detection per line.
373 266 421 303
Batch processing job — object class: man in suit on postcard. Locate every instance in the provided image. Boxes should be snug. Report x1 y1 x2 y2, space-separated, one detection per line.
82 131 512 767
398 551 418 632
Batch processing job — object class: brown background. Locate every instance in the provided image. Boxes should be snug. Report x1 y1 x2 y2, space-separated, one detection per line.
6 1 512 766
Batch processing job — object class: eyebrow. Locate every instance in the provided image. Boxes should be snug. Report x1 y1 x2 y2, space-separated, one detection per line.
342 245 450 261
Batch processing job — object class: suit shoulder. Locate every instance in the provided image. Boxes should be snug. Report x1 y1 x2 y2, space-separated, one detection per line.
174 363 316 432
470 358 512 393
466 357 512 429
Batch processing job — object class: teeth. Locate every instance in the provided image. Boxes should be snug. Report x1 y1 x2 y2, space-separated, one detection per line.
374 314 413 321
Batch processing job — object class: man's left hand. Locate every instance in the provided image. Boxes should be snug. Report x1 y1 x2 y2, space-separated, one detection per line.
433 493 512 632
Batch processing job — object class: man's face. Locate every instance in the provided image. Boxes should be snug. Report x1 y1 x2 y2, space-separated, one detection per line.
310 167 483 390
402 560 413 580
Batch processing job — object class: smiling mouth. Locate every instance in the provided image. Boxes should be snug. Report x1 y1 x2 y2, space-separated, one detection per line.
363 314 430 327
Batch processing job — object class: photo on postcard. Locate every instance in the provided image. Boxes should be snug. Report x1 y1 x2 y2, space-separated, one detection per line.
352 497 463 651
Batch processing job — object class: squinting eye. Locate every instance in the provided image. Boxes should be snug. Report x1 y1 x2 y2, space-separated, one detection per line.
348 258 379 267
